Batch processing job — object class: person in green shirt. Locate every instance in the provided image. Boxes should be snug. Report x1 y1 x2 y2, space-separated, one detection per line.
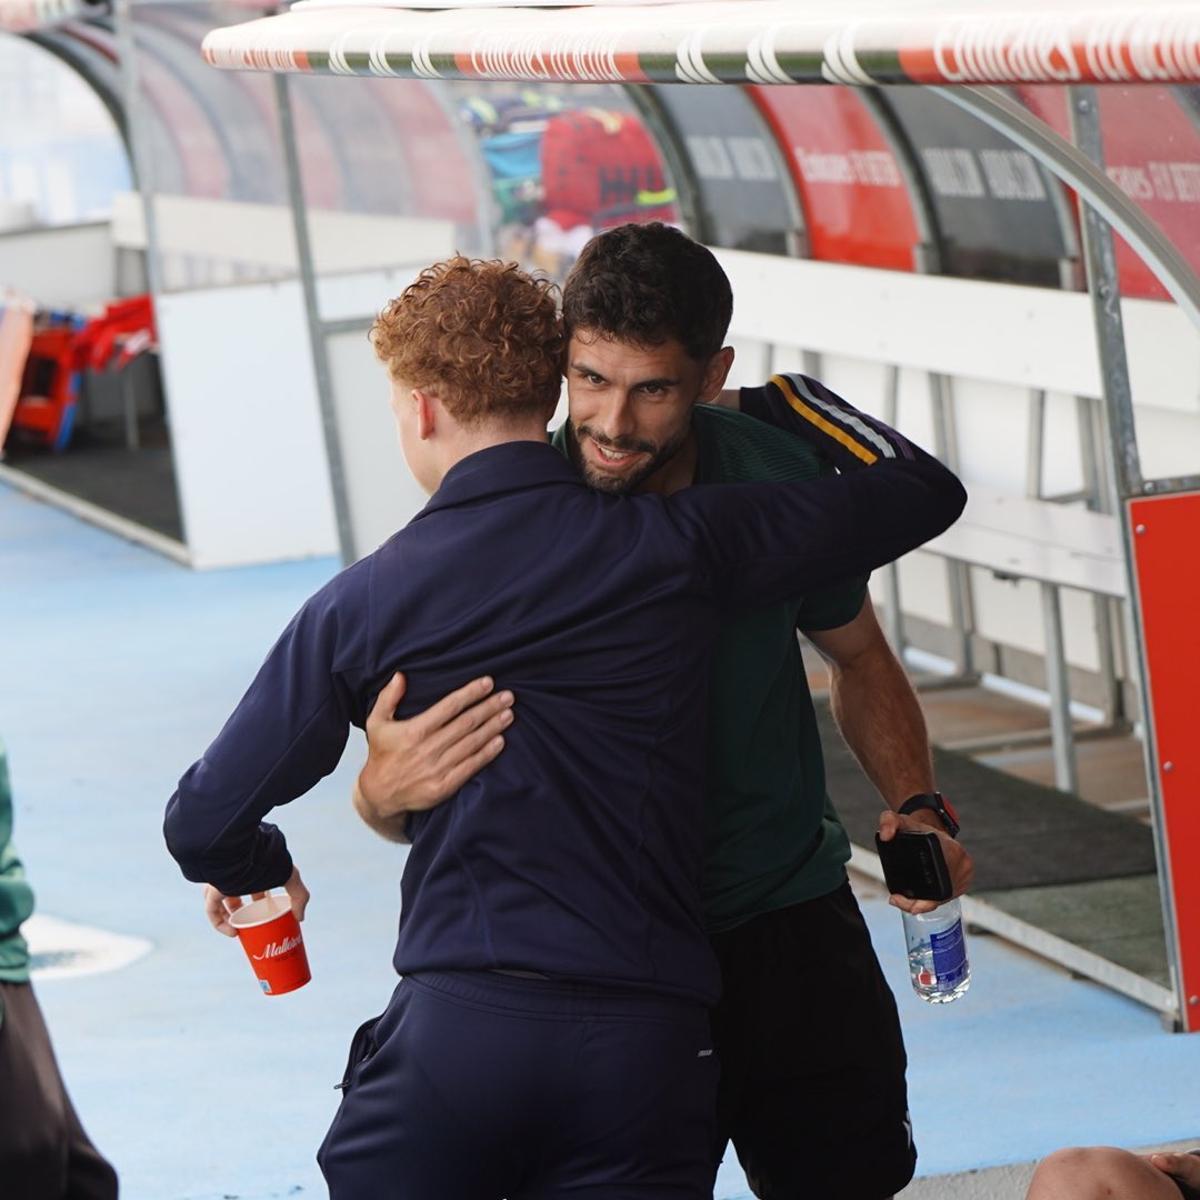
0 739 118 1200
352 223 974 1200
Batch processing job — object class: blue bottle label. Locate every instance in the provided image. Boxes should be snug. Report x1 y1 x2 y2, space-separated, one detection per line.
929 920 968 988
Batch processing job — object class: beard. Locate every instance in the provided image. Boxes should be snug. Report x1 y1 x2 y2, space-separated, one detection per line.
566 419 691 495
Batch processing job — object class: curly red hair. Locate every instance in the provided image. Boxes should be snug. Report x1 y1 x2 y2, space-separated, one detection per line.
371 256 564 427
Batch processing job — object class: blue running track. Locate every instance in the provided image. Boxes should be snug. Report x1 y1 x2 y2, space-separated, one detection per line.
2 481 1198 1200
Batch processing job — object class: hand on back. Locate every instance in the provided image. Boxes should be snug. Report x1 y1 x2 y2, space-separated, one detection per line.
1150 1152 1200 1189
357 672 515 821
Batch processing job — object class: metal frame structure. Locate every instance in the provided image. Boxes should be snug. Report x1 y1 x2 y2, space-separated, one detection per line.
195 0 1200 1031
272 71 356 565
5 0 1199 1028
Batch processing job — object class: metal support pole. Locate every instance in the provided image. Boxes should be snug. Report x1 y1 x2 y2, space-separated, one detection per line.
1089 394 1134 723
929 371 976 676
881 364 904 657
273 72 357 566
1040 581 1079 795
1067 87 1147 726
1025 389 1045 500
111 0 195 553
1076 394 1101 505
1073 394 1122 724
112 0 164 301
1088 593 1122 727
1068 84 1189 1026
122 375 140 452
1067 90 1143 500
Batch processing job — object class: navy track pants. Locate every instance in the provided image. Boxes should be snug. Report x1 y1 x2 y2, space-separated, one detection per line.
318 971 718 1200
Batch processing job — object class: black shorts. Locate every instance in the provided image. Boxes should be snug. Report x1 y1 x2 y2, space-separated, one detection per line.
710 880 916 1200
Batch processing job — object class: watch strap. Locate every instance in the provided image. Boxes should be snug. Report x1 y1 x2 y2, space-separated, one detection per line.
899 791 960 838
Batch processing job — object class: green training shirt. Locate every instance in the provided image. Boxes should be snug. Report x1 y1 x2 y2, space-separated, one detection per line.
553 402 867 932
0 740 34 983
691 403 866 930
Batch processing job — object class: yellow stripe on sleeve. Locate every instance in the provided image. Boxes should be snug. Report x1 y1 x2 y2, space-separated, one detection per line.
770 374 878 465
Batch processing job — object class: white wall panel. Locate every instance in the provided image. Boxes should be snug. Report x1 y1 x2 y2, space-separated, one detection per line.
718 248 1200 416
156 282 338 569
324 326 569 561
968 571 1040 654
953 378 1038 493
316 265 444 324
891 552 954 626
815 356 890 421
768 342 804 376
1061 588 1103 673
113 192 455 280
719 251 1199 680
1133 406 1200 480
1041 391 1090 498
0 222 114 307
725 335 770 389
325 327 430 559
895 368 938 448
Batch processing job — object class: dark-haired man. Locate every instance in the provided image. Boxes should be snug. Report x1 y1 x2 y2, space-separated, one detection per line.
168 255 963 1199
356 224 975 1200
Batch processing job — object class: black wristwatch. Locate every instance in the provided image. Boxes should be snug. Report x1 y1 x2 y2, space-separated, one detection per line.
899 791 960 839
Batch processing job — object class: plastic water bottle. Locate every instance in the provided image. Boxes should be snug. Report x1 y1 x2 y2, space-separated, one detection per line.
902 900 971 1004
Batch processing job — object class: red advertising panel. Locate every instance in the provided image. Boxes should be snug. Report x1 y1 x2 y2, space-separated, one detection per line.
1128 491 1200 1032
750 86 920 271
1016 85 1200 301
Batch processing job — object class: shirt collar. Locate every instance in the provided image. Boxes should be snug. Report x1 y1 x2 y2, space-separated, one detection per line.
415 439 584 519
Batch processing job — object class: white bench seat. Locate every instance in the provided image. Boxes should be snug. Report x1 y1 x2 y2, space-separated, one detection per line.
926 486 1126 600
915 485 1127 794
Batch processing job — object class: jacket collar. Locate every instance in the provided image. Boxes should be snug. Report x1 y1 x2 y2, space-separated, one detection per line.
415 439 584 519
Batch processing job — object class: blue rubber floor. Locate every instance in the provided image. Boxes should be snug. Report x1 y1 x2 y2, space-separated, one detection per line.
3 481 1199 1200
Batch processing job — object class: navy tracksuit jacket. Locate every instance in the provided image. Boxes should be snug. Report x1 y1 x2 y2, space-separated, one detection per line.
164 378 964 1008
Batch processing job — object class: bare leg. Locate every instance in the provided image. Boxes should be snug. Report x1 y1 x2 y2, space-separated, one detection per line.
1027 1147 1184 1200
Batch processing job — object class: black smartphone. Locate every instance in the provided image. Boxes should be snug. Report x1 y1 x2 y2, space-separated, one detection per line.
874 830 954 902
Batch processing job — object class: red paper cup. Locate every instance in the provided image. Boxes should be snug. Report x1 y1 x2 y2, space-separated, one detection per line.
230 894 311 997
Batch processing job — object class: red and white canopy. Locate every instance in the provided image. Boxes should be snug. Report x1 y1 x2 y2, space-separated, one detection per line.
0 0 105 33
199 1 1200 85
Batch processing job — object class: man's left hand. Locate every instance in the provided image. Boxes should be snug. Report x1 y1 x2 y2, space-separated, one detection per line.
203 866 310 937
877 808 974 914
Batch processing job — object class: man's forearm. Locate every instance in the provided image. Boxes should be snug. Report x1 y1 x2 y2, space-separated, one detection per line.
828 644 935 809
819 613 974 902
164 775 295 896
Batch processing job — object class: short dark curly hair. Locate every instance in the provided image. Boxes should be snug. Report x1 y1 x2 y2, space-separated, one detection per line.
561 223 733 361
371 256 564 426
